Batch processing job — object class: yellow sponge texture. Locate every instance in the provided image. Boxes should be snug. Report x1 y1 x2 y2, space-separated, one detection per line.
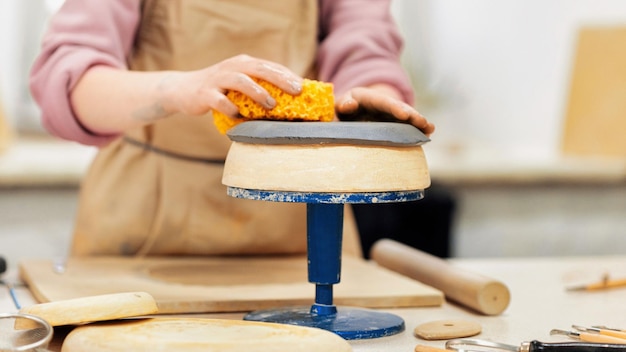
213 78 335 134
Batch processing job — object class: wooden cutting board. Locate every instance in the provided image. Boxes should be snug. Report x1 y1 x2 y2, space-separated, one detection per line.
19 256 443 314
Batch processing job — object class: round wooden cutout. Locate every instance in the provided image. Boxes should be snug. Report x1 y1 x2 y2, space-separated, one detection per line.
413 319 482 340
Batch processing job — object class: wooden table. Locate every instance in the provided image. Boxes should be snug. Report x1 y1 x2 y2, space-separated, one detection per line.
3 255 626 351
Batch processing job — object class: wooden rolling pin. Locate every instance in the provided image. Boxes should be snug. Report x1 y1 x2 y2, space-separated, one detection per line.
370 239 510 315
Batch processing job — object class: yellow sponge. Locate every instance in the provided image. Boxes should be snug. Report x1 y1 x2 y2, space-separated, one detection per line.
213 78 335 134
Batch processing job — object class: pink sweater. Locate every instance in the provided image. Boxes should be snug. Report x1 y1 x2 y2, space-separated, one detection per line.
30 0 414 146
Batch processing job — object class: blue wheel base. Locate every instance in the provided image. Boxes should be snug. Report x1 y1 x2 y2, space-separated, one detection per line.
244 306 405 340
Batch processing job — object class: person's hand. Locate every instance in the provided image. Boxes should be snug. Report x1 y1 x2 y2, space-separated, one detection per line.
159 54 303 118
335 84 435 136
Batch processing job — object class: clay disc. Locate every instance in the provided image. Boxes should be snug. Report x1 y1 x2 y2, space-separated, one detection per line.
227 121 430 146
414 319 481 340
62 318 352 352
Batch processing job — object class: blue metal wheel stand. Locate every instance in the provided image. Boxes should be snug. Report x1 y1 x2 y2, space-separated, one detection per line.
231 188 423 339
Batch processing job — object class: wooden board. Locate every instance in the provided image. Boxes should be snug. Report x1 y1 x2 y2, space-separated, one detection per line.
0 90 13 154
562 26 626 157
62 318 352 352
19 256 443 314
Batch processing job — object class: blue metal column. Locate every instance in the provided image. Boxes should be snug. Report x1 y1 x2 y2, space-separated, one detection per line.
307 203 342 315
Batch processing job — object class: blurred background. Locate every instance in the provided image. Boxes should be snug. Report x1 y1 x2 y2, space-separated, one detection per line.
1 0 625 269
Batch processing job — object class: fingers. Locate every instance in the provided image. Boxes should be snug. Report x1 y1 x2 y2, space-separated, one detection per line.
335 91 360 115
251 61 303 95
340 87 435 136
202 55 303 118
217 71 276 110
220 55 303 95
162 55 302 118
209 91 240 118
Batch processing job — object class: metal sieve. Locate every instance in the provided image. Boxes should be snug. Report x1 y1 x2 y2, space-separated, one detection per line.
0 313 53 352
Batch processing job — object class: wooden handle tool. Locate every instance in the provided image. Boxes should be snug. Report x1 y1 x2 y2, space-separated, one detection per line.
551 329 626 344
573 325 626 340
415 344 451 352
370 239 510 315
16 291 158 329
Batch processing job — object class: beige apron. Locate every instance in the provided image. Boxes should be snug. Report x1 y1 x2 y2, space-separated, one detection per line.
71 0 362 257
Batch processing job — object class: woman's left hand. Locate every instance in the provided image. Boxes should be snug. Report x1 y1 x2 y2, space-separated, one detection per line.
335 84 435 136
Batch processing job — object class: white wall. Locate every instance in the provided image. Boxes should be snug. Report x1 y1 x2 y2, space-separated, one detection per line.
0 0 56 133
451 184 626 257
390 1 626 258
0 0 21 128
5 0 626 143
393 0 626 158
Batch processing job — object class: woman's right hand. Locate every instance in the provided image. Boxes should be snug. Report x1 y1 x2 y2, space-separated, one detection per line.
159 54 303 119
70 55 303 137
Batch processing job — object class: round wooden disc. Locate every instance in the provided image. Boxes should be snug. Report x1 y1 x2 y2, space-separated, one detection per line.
413 319 482 340
62 318 352 352
222 142 430 193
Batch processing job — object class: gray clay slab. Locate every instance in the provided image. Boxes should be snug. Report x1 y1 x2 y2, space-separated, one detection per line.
226 121 430 146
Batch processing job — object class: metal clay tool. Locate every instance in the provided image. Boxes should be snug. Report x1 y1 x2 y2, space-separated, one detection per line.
550 329 626 344
566 276 626 291
594 326 626 334
446 338 626 352
223 121 430 340
573 325 626 341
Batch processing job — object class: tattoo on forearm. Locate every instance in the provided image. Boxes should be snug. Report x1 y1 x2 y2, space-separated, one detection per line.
132 102 168 123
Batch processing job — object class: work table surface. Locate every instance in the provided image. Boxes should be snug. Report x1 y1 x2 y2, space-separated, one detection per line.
2 255 625 351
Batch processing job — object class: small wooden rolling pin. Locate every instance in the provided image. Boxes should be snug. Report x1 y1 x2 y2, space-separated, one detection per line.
370 239 510 315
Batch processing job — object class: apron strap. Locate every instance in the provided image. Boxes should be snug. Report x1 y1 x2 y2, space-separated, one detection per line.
123 136 226 164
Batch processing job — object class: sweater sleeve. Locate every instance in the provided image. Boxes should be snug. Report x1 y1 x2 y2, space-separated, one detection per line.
317 0 415 105
29 0 141 146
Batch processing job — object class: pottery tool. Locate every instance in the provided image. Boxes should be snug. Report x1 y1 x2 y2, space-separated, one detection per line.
550 329 626 344
1 257 24 310
414 345 451 352
61 318 352 352
594 326 626 335
370 238 510 315
222 120 430 340
573 326 626 341
566 275 626 291
447 338 626 352
16 292 158 329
